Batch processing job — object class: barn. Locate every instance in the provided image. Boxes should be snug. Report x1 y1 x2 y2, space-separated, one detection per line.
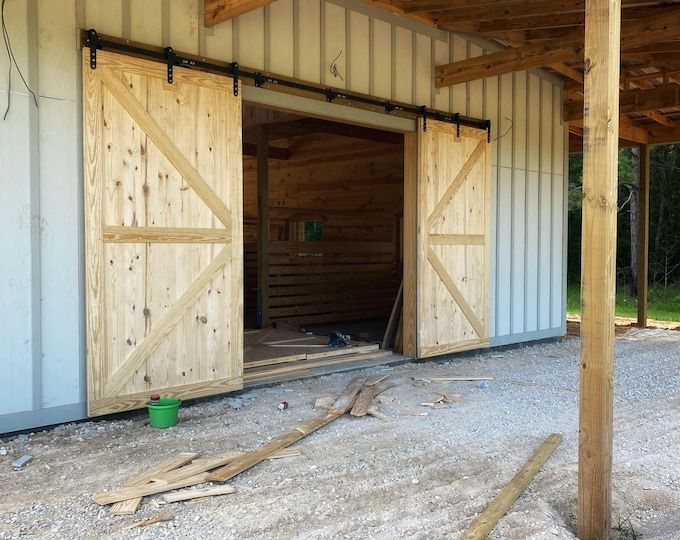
1 0 571 433
4 0 678 536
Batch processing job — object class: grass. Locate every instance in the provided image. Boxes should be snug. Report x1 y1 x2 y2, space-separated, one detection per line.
613 515 642 540
566 283 680 323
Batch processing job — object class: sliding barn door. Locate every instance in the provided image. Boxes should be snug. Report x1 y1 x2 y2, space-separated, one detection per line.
83 50 243 415
404 120 491 358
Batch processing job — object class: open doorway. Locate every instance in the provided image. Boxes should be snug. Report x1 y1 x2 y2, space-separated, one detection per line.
241 103 406 383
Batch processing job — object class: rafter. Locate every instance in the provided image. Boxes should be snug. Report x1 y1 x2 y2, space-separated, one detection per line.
436 9 680 87
564 85 680 121
204 0 275 27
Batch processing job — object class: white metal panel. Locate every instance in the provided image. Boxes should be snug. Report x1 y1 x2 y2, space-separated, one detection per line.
413 33 431 106
513 72 527 170
348 11 370 93
296 0 321 83
39 98 83 408
168 0 200 54
552 174 565 328
371 18 391 99
499 73 513 169
485 75 498 166
451 35 467 113
541 79 553 174
84 0 122 36
129 0 163 45
527 74 541 172
323 3 346 87
511 169 527 334
394 26 412 103
524 171 540 333
468 45 483 119
496 167 513 336
236 8 265 69
553 86 565 176
205 19 233 62
539 172 553 330
268 0 295 76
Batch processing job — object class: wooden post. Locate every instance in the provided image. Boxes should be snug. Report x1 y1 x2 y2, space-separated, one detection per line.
257 125 269 328
578 0 621 538
637 144 650 327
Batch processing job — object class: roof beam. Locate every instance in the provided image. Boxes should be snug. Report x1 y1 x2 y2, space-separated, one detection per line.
436 9 680 87
564 85 680 121
204 0 275 27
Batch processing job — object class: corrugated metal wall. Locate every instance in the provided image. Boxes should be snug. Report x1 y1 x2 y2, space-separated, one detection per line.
0 0 566 432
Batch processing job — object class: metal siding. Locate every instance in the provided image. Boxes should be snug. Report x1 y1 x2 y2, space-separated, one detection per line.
0 0 567 431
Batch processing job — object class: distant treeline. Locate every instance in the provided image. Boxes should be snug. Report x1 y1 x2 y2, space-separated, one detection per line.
568 145 680 292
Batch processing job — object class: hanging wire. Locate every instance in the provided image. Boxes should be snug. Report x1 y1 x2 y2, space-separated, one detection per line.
2 0 38 120
329 49 344 81
493 116 513 141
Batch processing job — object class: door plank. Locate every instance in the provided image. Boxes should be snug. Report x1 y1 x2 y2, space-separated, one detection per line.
104 247 231 397
99 68 232 228
426 140 485 231
103 226 230 243
427 246 485 338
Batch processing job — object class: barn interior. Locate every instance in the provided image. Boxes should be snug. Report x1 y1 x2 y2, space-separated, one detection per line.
240 104 407 383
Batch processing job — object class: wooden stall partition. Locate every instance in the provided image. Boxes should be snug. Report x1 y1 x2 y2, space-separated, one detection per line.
404 120 491 358
83 50 244 415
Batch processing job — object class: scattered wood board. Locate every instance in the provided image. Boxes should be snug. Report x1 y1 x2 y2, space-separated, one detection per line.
161 485 238 503
381 281 403 349
461 433 563 540
94 377 386 511
207 377 367 482
110 452 199 515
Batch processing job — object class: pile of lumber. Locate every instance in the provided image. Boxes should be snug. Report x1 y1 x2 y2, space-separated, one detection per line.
92 376 392 515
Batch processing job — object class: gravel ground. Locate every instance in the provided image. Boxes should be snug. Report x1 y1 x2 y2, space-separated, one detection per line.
1 329 679 539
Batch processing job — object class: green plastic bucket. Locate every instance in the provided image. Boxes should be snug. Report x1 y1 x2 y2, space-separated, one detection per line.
147 397 181 428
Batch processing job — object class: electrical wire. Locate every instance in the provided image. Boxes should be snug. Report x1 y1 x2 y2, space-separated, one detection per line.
2 0 38 120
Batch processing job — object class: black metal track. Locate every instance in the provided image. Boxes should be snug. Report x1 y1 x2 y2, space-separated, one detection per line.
83 29 491 138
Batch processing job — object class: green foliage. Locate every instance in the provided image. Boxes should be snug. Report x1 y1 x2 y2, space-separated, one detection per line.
566 283 680 322
568 144 680 289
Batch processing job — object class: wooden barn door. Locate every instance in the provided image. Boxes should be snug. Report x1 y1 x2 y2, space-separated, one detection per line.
83 50 243 416
404 120 491 358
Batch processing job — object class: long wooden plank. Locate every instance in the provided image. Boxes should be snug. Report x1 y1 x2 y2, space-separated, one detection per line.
428 234 485 245
206 378 367 482
110 452 199 515
103 248 231 397
461 434 563 540
578 0 621 537
99 68 231 228
382 281 403 350
103 226 230 243
162 485 238 503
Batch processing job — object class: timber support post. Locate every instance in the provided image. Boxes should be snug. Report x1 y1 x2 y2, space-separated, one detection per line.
257 125 270 328
578 0 621 538
637 144 650 328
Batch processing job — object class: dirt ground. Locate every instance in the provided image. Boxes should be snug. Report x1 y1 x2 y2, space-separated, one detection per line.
1 328 680 540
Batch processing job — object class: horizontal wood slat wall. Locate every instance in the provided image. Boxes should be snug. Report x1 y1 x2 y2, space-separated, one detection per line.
243 132 404 326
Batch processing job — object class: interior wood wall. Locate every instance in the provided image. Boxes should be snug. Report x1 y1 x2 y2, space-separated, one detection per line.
243 133 403 325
